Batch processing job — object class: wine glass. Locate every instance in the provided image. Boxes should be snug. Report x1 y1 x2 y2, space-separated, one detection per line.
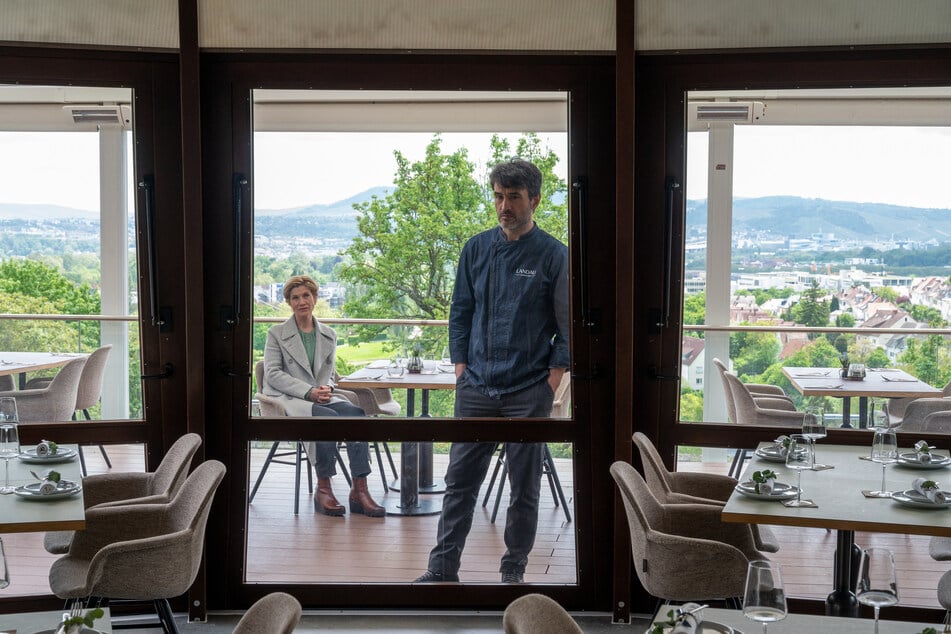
0 399 20 495
801 406 828 467
743 560 787 633
856 548 899 634
0 536 9 589
867 428 898 498
783 434 815 507
440 346 452 365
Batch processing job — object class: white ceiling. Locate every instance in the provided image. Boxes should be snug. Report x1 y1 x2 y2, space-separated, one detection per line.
0 0 948 52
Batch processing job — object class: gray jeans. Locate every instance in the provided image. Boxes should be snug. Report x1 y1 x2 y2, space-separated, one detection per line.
426 378 553 576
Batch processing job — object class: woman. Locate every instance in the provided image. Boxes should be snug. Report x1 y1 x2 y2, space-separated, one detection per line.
263 275 384 517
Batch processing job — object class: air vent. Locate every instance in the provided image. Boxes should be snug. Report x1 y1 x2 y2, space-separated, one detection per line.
64 105 132 127
690 101 765 124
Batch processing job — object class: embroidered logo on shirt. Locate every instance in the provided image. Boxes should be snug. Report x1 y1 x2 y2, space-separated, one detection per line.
514 267 536 278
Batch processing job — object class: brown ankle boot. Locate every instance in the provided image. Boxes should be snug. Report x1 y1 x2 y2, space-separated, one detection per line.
349 477 385 517
314 477 345 516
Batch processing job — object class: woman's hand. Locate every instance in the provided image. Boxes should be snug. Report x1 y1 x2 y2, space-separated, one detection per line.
309 385 333 403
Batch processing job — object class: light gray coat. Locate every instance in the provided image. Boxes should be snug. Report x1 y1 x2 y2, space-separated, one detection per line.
263 316 347 416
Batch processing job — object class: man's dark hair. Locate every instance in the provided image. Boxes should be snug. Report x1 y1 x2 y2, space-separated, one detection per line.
489 158 543 199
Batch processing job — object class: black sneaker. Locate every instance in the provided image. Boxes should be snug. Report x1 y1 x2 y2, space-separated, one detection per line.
501 570 524 583
414 570 460 583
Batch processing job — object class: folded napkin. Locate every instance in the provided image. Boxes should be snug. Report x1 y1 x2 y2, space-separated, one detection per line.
35 439 58 457
38 479 58 495
670 603 703 634
914 440 936 463
913 477 947 504
772 435 790 452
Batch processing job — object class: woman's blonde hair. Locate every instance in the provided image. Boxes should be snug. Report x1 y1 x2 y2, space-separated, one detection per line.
282 275 318 303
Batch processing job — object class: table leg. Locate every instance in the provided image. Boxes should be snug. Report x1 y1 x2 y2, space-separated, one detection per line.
840 397 852 429
826 529 859 616
858 397 868 430
381 388 443 515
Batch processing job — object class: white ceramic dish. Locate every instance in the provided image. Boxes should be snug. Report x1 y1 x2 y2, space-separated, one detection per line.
754 447 787 463
18 447 78 464
895 452 951 470
650 621 737 633
890 489 951 509
14 480 82 500
735 481 800 500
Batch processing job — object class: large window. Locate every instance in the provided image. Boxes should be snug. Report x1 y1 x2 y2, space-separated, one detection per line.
244 90 578 585
681 88 951 435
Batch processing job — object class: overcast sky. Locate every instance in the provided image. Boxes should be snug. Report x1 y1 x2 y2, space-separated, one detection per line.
1 126 949 211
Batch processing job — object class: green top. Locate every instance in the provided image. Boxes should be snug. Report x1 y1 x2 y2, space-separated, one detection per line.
298 328 317 399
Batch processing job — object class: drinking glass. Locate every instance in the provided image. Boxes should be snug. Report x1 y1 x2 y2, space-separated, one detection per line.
867 428 898 498
440 347 452 365
743 560 787 633
782 434 815 507
867 398 885 429
0 536 9 589
386 359 405 378
0 399 19 495
856 548 899 634
801 406 828 466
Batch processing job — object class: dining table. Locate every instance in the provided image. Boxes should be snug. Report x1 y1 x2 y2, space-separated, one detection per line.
647 606 940 633
0 351 88 390
0 443 85 534
337 361 456 517
722 442 951 617
782 366 943 429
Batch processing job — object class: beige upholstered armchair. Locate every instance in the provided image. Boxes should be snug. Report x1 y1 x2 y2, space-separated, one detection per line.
0 356 86 421
632 432 779 553
44 432 202 555
884 379 951 427
233 592 302 634
610 460 759 604
890 397 951 432
503 593 583 634
723 371 803 427
49 460 226 634
712 358 793 423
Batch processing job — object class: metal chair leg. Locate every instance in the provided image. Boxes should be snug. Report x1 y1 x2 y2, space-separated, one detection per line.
482 443 505 508
372 442 390 492
248 441 281 503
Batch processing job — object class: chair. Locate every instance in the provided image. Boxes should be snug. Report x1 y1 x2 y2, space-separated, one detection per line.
49 460 227 634
251 361 391 513
723 371 803 427
921 410 951 433
632 432 779 553
503 593 583 634
0 356 86 422
43 432 202 555
889 397 951 432
233 592 302 634
0 375 13 391
27 345 114 476
713 360 796 476
884 379 951 427
610 460 760 605
939 570 951 630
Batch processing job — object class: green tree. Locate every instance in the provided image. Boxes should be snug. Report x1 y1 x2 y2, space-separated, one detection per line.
791 280 830 328
732 330 781 377
339 136 488 351
835 313 855 328
873 286 899 303
0 259 101 352
683 292 706 330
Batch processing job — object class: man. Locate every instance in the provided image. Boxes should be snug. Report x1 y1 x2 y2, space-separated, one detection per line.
415 158 569 583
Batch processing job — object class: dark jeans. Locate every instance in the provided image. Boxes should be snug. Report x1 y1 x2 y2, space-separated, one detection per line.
426 379 553 576
310 400 370 479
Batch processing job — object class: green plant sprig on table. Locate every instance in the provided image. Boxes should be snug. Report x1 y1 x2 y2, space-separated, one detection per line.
60 607 104 629
921 480 939 491
751 469 778 493
648 608 678 634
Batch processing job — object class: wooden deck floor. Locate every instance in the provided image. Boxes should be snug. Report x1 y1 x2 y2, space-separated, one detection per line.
0 445 944 609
